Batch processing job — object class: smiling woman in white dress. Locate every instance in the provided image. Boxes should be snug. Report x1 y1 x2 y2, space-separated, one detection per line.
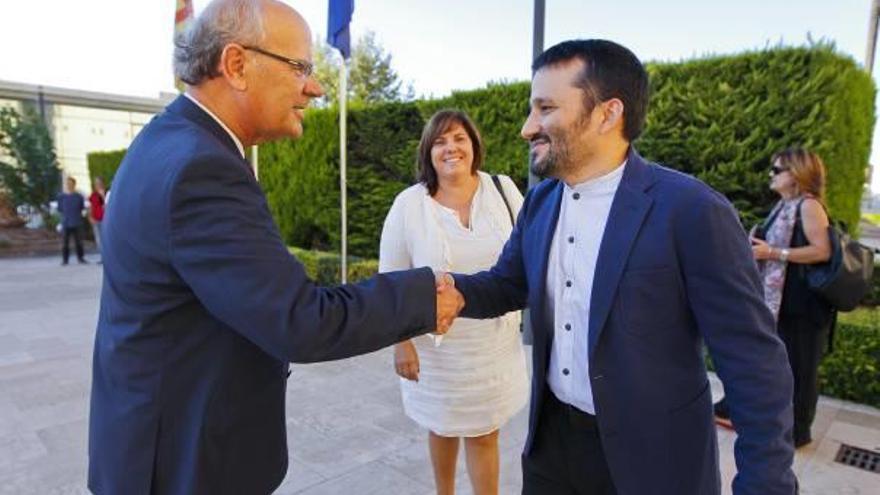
379 110 529 495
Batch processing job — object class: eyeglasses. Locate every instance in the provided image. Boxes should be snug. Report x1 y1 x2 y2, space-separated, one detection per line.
770 165 789 175
242 46 314 77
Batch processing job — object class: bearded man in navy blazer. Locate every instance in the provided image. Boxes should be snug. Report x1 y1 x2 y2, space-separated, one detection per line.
87 1 464 494
449 40 797 494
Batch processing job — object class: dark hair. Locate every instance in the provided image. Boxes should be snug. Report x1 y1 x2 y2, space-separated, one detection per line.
416 110 484 195
532 39 649 141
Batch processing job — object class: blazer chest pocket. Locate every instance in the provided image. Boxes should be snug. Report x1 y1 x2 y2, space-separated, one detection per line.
618 267 683 336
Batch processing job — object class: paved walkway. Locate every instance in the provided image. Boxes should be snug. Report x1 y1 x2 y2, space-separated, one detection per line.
0 256 878 494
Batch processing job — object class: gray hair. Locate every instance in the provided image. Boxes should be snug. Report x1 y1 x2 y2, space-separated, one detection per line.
173 0 266 86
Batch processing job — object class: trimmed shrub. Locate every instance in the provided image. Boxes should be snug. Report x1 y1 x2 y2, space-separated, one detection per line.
88 46 875 260
859 263 880 307
289 247 378 285
86 149 126 187
420 81 533 188
821 308 880 408
264 112 340 252
260 45 874 257
704 306 880 408
639 43 875 229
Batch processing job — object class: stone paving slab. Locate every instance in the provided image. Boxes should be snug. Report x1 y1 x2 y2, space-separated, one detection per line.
0 256 878 494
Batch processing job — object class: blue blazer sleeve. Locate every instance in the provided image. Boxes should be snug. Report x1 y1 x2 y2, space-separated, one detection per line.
453 188 530 318
675 190 796 494
168 154 436 363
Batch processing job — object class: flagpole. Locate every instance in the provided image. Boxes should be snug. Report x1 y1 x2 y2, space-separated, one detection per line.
328 0 353 284
339 58 348 284
520 0 545 347
867 0 880 73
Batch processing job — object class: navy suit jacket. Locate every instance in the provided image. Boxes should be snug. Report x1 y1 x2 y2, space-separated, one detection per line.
88 96 436 495
454 149 796 495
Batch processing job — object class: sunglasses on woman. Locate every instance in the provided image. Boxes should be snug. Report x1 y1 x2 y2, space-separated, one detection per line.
770 165 789 175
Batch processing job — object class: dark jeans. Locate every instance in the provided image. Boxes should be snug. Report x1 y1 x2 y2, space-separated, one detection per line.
777 311 831 445
522 391 617 495
62 226 84 263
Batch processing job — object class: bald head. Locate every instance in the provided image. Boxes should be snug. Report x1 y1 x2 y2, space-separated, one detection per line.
175 0 323 146
261 0 312 57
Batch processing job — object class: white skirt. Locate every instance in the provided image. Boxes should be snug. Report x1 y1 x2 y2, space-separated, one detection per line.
400 314 529 437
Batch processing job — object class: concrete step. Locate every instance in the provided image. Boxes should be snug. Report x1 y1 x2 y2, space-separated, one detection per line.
0 227 96 258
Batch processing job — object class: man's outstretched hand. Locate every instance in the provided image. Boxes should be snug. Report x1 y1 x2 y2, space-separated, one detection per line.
434 271 464 334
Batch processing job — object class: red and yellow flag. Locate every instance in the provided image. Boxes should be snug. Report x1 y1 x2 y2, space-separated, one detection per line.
175 0 194 34
174 0 194 91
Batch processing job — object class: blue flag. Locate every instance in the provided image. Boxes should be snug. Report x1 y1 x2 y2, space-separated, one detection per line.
327 0 354 59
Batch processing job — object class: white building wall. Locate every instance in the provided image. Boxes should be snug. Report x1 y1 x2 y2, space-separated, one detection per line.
52 105 155 195
0 97 159 196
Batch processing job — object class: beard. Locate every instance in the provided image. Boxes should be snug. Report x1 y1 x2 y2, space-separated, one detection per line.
528 112 590 179
528 128 581 180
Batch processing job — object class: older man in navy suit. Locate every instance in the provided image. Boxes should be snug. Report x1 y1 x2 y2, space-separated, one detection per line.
449 40 796 494
87 1 463 494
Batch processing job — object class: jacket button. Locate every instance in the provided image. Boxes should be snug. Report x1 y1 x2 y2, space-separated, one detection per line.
562 368 570 376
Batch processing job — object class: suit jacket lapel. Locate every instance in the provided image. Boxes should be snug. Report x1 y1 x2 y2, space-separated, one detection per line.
588 150 655 357
166 96 254 176
532 181 564 357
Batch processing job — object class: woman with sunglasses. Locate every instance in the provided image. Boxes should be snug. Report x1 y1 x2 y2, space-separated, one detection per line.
715 148 833 449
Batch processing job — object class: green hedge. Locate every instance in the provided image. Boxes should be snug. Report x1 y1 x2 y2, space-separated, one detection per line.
822 308 880 408
859 263 880 307
706 305 880 408
86 149 126 188
289 247 377 285
640 44 875 229
89 45 873 258
261 85 533 258
259 44 874 257
419 81 533 186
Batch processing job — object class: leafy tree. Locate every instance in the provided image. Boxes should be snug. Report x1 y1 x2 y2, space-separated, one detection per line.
313 31 414 106
0 105 61 227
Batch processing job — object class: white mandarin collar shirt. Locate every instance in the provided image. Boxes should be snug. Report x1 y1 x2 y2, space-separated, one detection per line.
184 93 246 158
546 160 626 414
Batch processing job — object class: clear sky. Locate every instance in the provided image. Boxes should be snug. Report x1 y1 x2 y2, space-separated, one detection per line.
2 0 877 185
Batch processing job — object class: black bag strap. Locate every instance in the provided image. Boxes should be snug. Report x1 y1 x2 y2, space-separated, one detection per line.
762 200 786 232
792 197 808 244
793 197 838 353
491 175 515 227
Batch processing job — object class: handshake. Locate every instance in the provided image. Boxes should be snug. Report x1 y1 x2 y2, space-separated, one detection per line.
434 271 465 335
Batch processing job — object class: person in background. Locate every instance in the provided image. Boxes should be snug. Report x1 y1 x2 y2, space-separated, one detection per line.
88 176 106 260
380 110 529 495
58 176 86 265
715 147 833 449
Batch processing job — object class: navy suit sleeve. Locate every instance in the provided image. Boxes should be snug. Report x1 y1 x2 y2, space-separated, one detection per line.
453 189 530 318
675 190 796 495
168 155 436 363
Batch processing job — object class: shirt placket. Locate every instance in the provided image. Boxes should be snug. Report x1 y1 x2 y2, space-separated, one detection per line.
560 199 577 400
